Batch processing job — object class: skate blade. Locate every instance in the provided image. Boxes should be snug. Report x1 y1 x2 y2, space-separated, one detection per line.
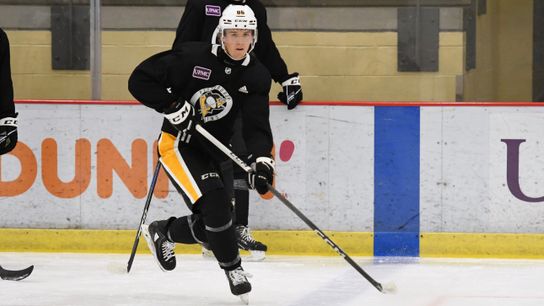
243 250 265 262
238 293 249 305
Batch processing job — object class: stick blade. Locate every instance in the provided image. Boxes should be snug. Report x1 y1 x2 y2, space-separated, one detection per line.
107 262 129 275
379 281 397 294
0 265 34 281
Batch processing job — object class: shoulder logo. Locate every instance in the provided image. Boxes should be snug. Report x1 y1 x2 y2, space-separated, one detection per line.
205 5 221 16
193 66 212 80
238 86 249 94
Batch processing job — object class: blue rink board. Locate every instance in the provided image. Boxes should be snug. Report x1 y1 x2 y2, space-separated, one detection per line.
374 106 420 256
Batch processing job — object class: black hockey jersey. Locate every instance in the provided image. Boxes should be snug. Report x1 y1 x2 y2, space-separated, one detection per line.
128 42 273 159
172 0 289 84
0 28 15 117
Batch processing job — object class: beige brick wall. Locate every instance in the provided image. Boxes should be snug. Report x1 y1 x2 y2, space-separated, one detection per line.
8 30 463 102
9 31 91 99
463 0 533 101
273 31 462 101
101 31 175 100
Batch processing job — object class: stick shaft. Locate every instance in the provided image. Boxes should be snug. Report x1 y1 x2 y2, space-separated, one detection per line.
266 185 383 292
195 124 385 292
0 129 16 145
126 162 161 273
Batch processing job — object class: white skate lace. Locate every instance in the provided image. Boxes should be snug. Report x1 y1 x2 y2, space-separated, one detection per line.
239 226 257 243
229 268 253 286
162 241 175 261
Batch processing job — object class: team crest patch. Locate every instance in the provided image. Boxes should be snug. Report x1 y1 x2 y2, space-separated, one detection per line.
205 5 221 16
190 85 233 123
193 66 212 80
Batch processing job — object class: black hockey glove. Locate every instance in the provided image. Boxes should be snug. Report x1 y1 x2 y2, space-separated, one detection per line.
0 113 18 155
277 72 303 110
248 157 275 195
164 100 197 144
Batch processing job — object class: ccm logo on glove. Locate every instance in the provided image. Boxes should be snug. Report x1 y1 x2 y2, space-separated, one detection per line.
164 100 197 144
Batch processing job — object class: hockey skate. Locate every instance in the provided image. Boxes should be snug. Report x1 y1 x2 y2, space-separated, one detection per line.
141 222 176 271
236 225 267 261
225 266 252 304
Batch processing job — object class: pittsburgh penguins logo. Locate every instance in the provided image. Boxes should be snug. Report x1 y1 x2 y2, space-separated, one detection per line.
190 85 233 123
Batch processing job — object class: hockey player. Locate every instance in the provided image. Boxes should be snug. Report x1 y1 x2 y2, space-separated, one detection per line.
0 28 18 156
128 5 273 303
173 0 302 258
0 28 34 281
173 0 302 110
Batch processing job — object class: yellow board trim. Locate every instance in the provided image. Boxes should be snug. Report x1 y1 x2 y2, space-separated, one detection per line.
420 232 544 259
0 229 373 256
2 229 544 258
257 231 373 256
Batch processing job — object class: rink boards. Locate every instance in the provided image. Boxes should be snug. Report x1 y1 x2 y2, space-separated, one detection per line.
1 101 544 258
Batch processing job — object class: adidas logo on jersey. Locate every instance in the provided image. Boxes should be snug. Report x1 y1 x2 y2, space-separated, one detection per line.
238 86 248 94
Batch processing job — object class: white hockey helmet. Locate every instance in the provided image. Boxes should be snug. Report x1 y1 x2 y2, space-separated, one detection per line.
216 5 258 54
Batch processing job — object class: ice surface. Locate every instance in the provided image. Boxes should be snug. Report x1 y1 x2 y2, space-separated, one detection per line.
0 253 543 306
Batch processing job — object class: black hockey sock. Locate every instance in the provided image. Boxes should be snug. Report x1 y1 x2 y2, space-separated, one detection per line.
199 189 241 271
206 225 241 271
220 160 234 201
234 189 249 226
167 215 208 245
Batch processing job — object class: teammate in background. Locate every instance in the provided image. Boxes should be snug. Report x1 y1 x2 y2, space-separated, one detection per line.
173 0 302 258
128 5 273 302
0 28 18 156
0 28 34 281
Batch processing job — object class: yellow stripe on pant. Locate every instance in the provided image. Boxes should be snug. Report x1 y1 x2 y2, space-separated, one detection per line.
157 132 202 203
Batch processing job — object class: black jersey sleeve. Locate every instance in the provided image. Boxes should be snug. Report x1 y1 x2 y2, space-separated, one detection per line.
172 0 205 50
128 50 180 113
251 1 290 84
242 93 273 158
0 28 15 117
241 67 273 158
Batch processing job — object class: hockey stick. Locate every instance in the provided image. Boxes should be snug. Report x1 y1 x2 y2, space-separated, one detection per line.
126 161 162 273
195 124 396 294
0 129 16 146
0 265 33 281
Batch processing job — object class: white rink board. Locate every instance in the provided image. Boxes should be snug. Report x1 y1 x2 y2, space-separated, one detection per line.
0 104 374 231
2 103 544 233
420 107 544 233
251 106 375 231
